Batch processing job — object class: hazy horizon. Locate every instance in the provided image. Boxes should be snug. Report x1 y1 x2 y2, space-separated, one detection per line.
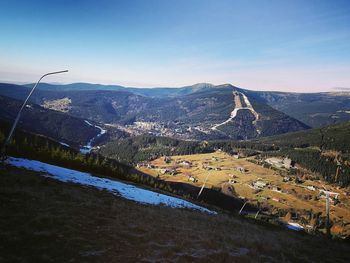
2 79 350 94
1 0 350 92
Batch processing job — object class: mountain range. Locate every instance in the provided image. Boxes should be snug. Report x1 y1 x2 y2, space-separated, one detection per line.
0 83 306 141
0 82 349 146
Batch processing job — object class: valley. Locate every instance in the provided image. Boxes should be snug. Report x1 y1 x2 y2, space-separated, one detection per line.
2 2 350 261
1 81 350 240
0 82 310 140
138 151 350 237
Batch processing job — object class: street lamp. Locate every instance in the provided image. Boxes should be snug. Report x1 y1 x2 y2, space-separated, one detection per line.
0 70 68 161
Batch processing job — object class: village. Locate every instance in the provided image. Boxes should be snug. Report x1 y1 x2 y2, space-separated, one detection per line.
137 151 350 237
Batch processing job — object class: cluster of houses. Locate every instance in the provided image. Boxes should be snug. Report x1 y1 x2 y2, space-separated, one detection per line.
265 157 294 169
201 161 223 171
188 175 198 183
136 160 178 176
137 156 196 177
176 160 192 168
136 162 155 169
236 166 248 173
232 151 247 159
158 168 177 176
253 180 268 190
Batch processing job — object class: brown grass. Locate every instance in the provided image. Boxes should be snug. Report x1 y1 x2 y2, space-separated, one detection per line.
1 166 350 262
139 152 350 234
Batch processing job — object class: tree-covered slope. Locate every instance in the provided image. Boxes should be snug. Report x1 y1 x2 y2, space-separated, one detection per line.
0 96 100 147
100 122 350 186
245 90 350 128
259 121 350 152
0 82 310 140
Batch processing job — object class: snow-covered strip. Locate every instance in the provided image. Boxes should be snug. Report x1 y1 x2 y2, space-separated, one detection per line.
84 120 93 126
241 93 259 121
6 157 216 214
211 91 259 131
241 93 252 108
286 222 304 231
80 120 107 154
59 142 70 147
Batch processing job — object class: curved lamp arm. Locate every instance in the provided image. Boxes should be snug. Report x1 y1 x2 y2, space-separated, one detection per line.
1 70 68 160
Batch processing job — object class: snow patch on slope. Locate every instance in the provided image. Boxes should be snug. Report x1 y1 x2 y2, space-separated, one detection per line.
6 157 216 214
59 141 70 147
80 120 107 154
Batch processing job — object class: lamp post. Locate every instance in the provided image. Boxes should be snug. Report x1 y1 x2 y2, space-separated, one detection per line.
197 172 210 199
0 70 68 161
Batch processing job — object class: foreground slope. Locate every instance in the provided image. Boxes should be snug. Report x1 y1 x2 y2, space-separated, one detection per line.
7 157 214 214
1 166 349 263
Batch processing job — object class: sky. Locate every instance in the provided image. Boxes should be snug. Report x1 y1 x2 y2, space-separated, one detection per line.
0 0 350 92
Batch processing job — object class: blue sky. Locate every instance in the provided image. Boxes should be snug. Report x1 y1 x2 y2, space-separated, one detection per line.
0 0 350 91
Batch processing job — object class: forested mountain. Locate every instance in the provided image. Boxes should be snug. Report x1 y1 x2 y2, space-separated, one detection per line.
258 121 350 186
259 120 350 152
0 82 309 140
244 90 350 127
22 82 215 97
5 82 350 128
0 96 102 147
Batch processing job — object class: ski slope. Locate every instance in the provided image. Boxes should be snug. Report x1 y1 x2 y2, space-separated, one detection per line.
211 91 260 133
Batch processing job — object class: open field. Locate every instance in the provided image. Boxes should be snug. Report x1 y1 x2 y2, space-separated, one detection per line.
1 165 350 262
139 151 350 236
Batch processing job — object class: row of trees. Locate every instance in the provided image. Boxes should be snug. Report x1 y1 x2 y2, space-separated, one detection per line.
101 132 349 186
100 134 279 164
0 127 182 198
279 149 350 186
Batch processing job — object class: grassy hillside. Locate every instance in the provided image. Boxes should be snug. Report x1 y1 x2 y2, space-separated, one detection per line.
1 166 349 262
0 124 251 213
100 121 350 186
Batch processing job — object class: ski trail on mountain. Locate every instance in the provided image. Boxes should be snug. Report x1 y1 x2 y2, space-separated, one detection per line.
211 91 260 133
